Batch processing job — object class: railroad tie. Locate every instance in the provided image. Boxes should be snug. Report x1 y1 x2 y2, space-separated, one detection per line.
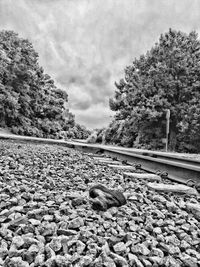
123 172 161 181
97 159 121 165
94 157 110 160
147 182 199 195
107 164 135 170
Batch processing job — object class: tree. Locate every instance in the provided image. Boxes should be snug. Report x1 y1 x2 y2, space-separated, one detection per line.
109 29 200 151
0 30 88 138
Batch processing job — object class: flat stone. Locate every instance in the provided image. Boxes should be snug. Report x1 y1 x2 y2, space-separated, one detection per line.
57 229 77 236
147 183 199 195
108 165 134 170
124 172 161 181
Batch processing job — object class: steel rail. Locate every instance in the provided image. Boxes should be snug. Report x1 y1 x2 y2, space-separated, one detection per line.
102 148 200 184
67 141 200 185
0 134 199 185
109 148 200 167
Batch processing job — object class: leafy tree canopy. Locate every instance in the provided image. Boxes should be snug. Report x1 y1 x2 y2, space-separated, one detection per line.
108 29 200 151
0 30 90 139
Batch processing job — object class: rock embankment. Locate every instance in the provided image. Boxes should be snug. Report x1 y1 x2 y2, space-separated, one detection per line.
0 140 200 266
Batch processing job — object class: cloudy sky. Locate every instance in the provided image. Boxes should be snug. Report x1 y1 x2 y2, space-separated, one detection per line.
0 0 200 129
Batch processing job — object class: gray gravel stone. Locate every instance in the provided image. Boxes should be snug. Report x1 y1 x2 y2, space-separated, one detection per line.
49 237 62 252
68 217 84 229
128 253 144 267
113 242 127 254
1 140 200 266
4 256 30 267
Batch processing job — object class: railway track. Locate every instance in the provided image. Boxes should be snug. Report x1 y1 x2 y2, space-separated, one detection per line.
0 134 200 186
0 136 200 266
67 140 200 188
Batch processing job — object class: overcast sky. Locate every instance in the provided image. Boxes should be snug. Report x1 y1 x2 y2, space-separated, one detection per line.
0 0 200 129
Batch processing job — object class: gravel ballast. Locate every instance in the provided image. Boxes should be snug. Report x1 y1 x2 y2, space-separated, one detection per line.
0 140 200 267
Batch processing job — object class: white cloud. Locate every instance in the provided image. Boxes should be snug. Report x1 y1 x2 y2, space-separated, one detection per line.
0 0 200 128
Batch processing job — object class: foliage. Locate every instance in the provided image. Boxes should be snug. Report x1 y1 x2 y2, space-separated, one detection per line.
107 29 200 151
65 124 91 140
0 30 89 139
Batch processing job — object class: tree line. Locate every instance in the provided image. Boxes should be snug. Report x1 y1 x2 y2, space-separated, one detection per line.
0 30 90 139
98 29 200 152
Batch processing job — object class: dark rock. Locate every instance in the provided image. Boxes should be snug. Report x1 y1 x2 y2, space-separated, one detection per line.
89 184 126 211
